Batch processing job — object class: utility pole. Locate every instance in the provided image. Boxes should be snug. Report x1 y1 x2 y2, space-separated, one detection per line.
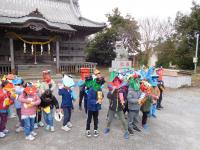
194 33 199 73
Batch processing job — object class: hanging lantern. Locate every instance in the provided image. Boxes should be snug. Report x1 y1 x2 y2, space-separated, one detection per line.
48 43 51 55
40 44 43 55
31 44 34 55
23 43 26 53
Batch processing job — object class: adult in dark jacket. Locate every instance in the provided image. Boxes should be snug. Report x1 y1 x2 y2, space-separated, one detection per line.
40 89 59 132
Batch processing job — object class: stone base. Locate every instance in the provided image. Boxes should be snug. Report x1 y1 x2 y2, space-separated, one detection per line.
111 60 131 69
163 75 192 88
109 60 132 72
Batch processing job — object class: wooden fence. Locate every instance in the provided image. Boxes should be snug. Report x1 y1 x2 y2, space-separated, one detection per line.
59 62 97 74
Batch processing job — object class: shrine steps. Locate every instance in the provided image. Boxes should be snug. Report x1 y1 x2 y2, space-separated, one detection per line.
17 64 59 81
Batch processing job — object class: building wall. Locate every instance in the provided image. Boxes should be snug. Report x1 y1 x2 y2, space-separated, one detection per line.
0 35 87 65
58 37 86 63
0 37 10 63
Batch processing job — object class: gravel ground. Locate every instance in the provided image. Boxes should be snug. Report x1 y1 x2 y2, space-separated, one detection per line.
0 87 200 150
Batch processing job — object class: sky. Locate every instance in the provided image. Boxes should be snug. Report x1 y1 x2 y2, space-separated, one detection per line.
79 0 199 23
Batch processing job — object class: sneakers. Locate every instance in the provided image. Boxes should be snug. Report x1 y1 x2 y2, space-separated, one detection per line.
142 124 148 130
61 125 71 132
3 129 9 134
128 128 134 136
133 126 141 132
124 131 129 139
50 126 55 132
86 130 91 137
67 122 73 128
34 123 38 129
0 132 6 138
25 135 35 141
152 114 157 118
16 126 24 133
46 125 50 131
38 121 44 127
93 130 99 137
104 128 110 134
31 131 37 136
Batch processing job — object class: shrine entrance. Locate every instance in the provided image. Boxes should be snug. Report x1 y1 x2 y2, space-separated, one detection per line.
12 33 56 65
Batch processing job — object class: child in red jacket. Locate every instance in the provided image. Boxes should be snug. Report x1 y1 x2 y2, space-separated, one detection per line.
19 84 41 141
0 82 14 138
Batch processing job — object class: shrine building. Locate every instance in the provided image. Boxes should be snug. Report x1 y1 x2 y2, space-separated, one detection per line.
0 0 105 76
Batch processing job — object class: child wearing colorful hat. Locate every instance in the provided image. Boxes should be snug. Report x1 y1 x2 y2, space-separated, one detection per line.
85 76 105 137
127 73 143 135
139 81 157 129
58 75 76 132
104 71 129 139
13 77 25 133
0 82 14 138
149 73 160 118
19 84 41 141
40 89 59 132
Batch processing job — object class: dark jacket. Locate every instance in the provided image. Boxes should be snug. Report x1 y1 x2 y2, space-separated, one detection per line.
87 88 101 111
58 88 73 108
158 80 165 92
40 93 59 110
107 89 124 112
140 95 152 112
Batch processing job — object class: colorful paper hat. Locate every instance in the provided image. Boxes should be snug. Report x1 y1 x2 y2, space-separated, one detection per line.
129 77 140 91
150 71 158 86
146 66 155 80
109 71 118 82
4 82 14 91
12 77 23 85
140 81 151 92
24 86 37 95
62 75 75 87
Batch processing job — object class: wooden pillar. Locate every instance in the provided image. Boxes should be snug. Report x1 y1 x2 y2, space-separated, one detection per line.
56 40 60 74
9 38 15 74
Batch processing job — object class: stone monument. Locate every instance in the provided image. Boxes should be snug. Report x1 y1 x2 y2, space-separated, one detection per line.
109 41 132 72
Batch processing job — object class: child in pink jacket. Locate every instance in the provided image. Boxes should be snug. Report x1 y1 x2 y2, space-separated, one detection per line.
19 84 40 141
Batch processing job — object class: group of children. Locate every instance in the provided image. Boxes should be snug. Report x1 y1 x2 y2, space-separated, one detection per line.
0 66 165 141
79 66 165 139
0 70 76 140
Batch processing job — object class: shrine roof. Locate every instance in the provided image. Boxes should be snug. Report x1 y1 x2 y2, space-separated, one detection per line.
0 0 106 32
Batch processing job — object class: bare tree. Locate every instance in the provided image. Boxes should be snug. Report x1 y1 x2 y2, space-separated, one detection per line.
139 17 174 52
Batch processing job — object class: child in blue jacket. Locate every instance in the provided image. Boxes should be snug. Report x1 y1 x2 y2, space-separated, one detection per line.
58 75 76 132
85 76 105 137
